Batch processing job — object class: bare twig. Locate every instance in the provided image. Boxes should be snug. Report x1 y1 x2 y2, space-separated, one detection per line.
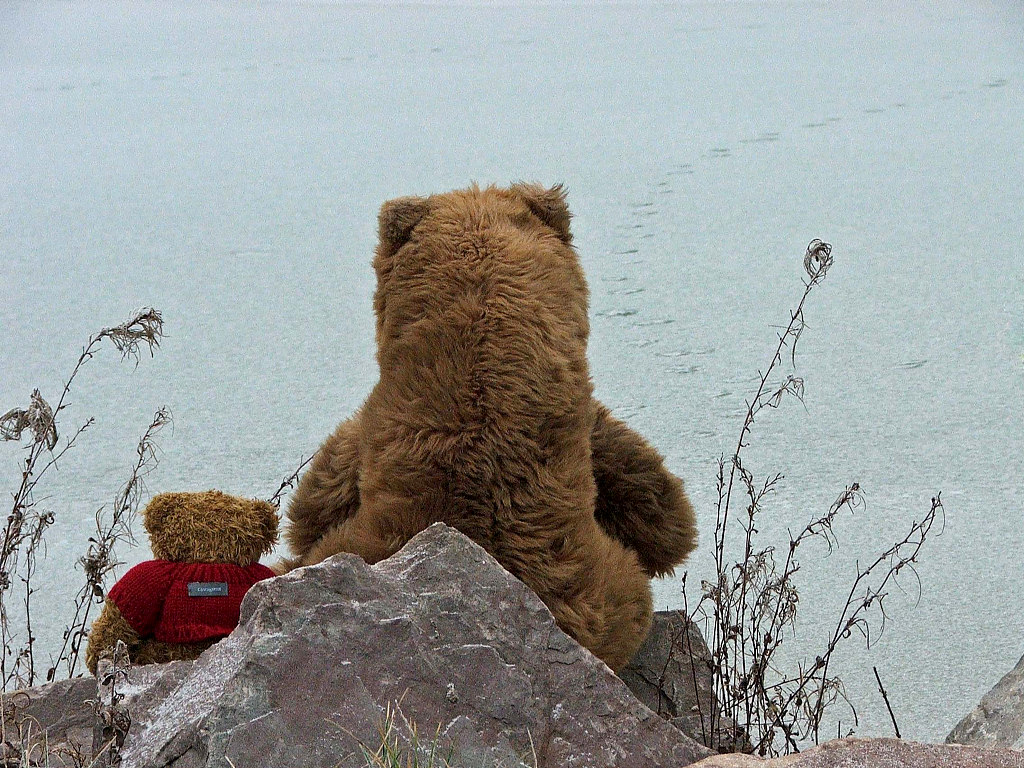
680 576 709 747
49 407 171 681
267 454 315 511
92 640 132 767
873 666 901 739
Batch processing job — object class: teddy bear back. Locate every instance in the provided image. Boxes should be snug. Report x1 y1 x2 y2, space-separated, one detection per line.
142 490 278 566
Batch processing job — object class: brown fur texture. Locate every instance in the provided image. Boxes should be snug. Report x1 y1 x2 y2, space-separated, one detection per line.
85 491 278 674
143 491 278 564
284 184 697 670
590 403 698 578
85 603 217 674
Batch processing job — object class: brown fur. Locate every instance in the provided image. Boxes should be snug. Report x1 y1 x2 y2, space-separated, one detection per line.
143 491 278 564
284 184 697 670
85 491 278 674
85 603 217 675
590 403 698 578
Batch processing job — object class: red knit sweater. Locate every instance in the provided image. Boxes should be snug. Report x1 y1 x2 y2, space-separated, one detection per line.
107 561 275 644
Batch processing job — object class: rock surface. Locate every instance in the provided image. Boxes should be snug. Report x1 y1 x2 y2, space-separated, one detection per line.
119 523 712 768
619 608 742 750
690 738 1024 767
948 652 1024 750
620 609 714 721
1 677 96 766
91 658 196 764
8 526 1020 767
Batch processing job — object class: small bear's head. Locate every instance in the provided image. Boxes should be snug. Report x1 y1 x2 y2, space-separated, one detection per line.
142 490 279 566
371 183 588 351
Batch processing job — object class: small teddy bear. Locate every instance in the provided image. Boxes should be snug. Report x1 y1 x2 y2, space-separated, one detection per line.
85 490 278 674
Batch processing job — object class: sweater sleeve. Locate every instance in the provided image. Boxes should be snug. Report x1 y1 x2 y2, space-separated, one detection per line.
106 561 176 638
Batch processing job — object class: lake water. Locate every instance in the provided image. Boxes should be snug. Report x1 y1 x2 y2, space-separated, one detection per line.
2 0 1022 744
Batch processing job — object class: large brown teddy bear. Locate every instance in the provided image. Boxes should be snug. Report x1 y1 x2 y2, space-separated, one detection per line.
282 184 697 671
85 491 278 674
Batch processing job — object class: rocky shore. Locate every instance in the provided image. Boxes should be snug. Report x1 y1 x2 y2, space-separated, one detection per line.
3 524 1021 767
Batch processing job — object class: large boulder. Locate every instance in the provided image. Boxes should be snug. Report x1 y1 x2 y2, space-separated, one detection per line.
119 523 712 767
689 738 1024 767
948 652 1024 749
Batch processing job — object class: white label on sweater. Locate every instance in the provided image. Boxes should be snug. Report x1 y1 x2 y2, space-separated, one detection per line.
188 581 229 597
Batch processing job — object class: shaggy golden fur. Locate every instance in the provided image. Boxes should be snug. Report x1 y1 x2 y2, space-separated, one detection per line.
85 491 278 675
284 184 697 670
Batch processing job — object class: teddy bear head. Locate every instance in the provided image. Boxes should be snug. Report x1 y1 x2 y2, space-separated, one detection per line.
141 490 279 565
370 183 589 352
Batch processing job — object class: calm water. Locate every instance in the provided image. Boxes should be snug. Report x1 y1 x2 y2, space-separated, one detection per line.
2 0 1022 743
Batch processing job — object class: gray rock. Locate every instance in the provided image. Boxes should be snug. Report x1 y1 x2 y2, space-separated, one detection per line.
690 737 1024 767
619 609 746 751
948 652 1024 749
1 677 96 767
119 523 712 768
620 610 715 720
92 658 196 765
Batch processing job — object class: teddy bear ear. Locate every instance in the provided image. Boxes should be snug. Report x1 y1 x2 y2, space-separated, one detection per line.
511 182 572 243
141 492 182 545
377 196 431 256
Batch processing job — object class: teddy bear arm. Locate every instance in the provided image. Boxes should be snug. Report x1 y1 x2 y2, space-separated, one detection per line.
285 414 363 563
590 400 698 578
85 602 142 676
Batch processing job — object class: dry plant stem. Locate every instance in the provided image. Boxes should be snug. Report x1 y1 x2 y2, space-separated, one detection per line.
267 454 315 510
709 242 832 743
717 242 832 563
680 577 709 747
93 640 132 767
737 486 864 752
49 407 171 681
715 242 831 594
799 494 943 743
873 665 901 739
685 242 939 755
0 308 164 689
2 688 96 767
700 243 827 749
